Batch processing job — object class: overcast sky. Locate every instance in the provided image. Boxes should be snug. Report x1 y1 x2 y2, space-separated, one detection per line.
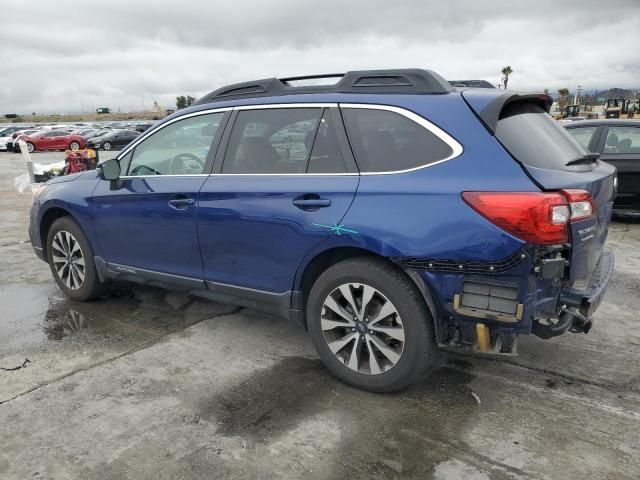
1 0 638 114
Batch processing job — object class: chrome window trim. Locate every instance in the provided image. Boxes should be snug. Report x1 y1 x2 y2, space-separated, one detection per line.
233 103 337 110
115 102 463 178
118 174 210 179
339 103 464 175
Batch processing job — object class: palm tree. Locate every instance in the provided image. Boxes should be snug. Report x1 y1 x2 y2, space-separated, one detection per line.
501 66 513 89
558 88 570 111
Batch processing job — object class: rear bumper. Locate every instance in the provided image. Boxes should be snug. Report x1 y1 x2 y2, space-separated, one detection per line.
533 249 614 338
561 248 614 320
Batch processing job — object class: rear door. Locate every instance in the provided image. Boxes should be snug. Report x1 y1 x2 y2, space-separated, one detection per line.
198 105 359 294
492 102 616 282
596 124 640 212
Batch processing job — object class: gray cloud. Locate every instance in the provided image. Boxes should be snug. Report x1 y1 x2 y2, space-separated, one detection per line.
1 0 638 114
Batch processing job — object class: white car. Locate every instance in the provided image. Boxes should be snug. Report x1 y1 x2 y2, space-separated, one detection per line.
0 129 40 151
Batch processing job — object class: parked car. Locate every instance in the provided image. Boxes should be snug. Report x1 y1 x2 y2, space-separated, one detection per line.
88 129 111 139
86 129 140 150
449 79 496 88
72 128 100 139
3 129 41 151
135 123 155 133
564 119 639 215
0 125 31 139
29 69 615 392
16 130 86 153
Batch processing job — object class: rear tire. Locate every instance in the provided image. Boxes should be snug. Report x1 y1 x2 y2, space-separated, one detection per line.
69 141 80 150
306 257 436 392
46 217 108 301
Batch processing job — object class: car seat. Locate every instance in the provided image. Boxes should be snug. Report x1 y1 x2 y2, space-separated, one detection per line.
239 136 280 172
617 138 632 154
605 133 619 153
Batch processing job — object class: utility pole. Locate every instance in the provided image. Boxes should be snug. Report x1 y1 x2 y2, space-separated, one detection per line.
574 85 582 105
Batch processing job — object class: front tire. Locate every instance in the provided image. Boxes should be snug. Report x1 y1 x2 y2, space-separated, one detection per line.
307 257 436 392
47 217 107 301
102 142 112 151
69 141 80 150
26 142 35 153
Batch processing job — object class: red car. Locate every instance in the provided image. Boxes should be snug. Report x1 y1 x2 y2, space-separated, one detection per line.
16 130 86 153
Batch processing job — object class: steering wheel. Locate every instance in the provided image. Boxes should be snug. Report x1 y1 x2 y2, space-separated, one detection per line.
130 164 162 176
169 153 204 174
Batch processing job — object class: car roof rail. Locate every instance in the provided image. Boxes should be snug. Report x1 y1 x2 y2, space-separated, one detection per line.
194 68 455 105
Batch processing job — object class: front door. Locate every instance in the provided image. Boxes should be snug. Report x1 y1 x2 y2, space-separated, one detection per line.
40 131 64 150
198 106 359 294
91 110 228 280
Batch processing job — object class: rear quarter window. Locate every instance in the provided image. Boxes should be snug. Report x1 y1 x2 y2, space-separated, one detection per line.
342 107 455 173
495 102 590 171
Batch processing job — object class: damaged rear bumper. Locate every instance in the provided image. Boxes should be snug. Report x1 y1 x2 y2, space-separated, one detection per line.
532 249 614 339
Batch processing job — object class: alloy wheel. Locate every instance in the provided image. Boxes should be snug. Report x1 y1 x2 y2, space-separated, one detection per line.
103 142 112 150
51 231 86 290
320 283 405 375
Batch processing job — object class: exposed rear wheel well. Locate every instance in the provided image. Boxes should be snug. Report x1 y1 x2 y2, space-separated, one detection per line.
40 208 71 257
297 247 437 329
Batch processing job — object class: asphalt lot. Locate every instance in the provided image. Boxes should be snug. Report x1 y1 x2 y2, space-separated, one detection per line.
0 150 639 480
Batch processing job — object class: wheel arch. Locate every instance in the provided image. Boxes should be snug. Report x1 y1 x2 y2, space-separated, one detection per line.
293 246 439 331
39 206 75 258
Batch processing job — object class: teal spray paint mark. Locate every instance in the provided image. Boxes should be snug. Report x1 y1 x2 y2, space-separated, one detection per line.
312 223 359 236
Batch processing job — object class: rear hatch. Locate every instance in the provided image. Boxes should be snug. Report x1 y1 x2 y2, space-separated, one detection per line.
466 93 616 283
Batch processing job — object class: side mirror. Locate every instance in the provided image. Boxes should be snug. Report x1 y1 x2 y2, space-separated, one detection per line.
99 158 121 181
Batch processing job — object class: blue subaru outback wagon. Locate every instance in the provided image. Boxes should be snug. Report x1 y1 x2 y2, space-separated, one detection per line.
30 69 615 392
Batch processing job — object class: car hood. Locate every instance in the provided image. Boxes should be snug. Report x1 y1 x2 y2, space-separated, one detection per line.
45 170 99 185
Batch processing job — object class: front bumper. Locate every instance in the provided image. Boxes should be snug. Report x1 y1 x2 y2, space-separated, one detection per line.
28 208 46 262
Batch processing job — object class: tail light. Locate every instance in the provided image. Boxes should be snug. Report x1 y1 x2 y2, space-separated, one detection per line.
561 189 595 222
462 190 595 245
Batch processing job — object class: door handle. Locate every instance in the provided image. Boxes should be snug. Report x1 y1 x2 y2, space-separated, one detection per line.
168 197 196 209
293 195 331 210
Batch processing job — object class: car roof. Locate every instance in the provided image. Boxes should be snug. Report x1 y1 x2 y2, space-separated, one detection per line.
563 119 640 128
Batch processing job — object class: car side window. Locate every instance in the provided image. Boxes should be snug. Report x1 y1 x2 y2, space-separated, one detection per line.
118 151 133 174
307 110 347 173
604 126 640 154
566 126 598 151
342 108 454 172
127 112 224 176
222 108 322 174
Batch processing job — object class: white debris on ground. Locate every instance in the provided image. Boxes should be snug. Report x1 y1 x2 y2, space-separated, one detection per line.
13 161 65 193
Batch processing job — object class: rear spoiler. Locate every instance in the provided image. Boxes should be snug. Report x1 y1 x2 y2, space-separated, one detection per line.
463 91 553 134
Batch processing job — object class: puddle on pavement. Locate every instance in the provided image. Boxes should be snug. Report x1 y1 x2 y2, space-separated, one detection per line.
199 355 491 479
0 281 240 358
